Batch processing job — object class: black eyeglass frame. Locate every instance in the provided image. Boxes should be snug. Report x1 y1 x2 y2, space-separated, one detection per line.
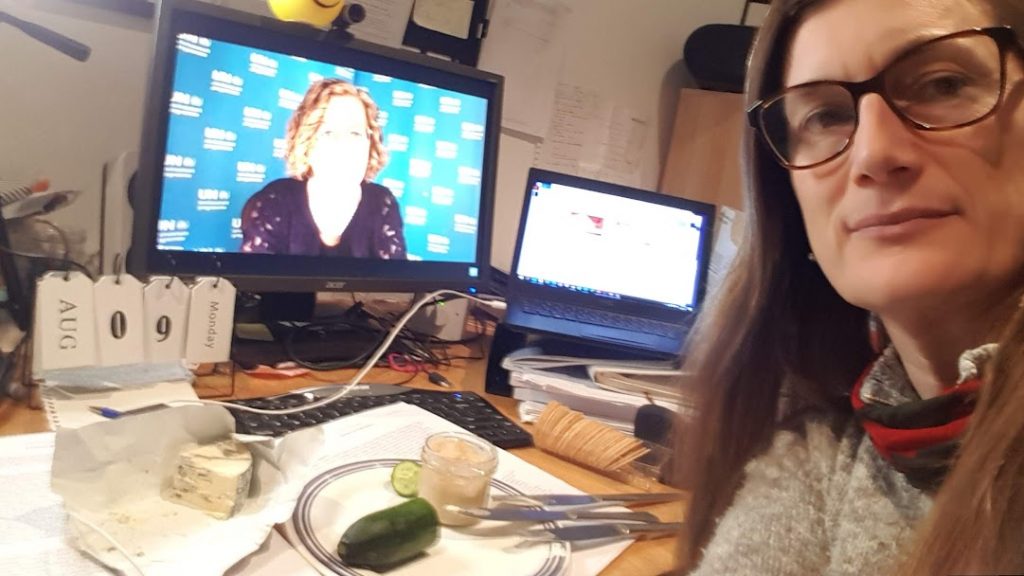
747 26 1022 170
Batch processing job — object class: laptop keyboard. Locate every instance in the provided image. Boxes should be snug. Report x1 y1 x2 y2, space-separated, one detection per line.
229 386 533 449
521 299 686 339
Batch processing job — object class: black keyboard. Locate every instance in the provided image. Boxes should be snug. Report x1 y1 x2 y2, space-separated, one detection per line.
522 299 685 339
229 385 533 449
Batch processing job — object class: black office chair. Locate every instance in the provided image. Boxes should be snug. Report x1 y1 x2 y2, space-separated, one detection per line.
683 24 758 94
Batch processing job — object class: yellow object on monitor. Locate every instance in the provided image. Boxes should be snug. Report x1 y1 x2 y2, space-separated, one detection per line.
267 0 345 29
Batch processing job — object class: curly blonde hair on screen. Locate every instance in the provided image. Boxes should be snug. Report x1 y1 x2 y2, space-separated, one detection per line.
284 79 388 181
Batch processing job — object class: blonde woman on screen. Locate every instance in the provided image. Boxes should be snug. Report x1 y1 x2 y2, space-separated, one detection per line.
241 79 406 258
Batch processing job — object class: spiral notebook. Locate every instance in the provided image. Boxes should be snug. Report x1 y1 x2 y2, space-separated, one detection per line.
41 380 199 430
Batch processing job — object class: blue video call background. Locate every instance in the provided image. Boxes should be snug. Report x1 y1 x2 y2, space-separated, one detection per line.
157 33 489 263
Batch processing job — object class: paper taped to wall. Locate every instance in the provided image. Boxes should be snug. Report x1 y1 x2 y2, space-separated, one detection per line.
349 0 416 47
705 205 744 300
534 82 648 186
478 0 571 138
412 0 475 39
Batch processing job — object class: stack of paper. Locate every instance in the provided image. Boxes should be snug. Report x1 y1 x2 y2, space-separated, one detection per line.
502 348 692 433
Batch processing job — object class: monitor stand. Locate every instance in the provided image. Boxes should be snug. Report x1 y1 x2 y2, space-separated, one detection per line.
232 291 382 369
256 292 316 322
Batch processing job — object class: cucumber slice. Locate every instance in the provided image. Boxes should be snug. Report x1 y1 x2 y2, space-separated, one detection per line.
338 497 439 569
390 461 421 497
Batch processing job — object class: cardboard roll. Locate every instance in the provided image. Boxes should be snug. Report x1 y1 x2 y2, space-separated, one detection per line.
684 24 757 94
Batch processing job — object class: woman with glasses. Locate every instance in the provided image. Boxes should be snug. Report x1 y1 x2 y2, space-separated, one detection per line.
678 0 1024 574
241 79 407 259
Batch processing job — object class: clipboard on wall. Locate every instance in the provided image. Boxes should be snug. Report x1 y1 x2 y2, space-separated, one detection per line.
402 0 491 66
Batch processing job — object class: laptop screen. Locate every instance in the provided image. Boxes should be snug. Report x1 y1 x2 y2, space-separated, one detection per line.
514 179 708 311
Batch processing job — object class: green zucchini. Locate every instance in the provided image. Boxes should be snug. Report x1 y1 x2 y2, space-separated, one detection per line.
337 497 439 569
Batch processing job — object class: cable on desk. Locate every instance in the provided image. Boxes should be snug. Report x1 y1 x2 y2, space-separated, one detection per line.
67 510 145 576
179 290 505 416
296 299 487 374
0 243 92 278
30 218 71 264
367 302 493 369
282 317 384 371
282 311 447 372
301 366 421 387
1 331 30 401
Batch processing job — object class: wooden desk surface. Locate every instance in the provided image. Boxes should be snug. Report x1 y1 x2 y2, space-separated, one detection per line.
0 351 682 575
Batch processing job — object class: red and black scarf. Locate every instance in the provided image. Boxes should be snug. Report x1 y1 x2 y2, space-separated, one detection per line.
851 365 981 491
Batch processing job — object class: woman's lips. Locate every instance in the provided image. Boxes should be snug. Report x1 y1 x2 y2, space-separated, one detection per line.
848 207 957 237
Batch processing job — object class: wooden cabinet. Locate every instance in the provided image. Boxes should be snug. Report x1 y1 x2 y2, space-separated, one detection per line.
659 89 746 210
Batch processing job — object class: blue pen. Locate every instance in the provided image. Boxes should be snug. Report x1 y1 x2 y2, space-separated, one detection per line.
88 404 169 419
89 406 125 419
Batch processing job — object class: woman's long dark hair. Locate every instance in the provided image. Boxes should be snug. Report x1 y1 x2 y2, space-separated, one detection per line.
677 0 1024 573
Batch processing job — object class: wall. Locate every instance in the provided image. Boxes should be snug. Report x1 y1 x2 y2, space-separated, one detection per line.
493 0 747 270
0 0 747 272
0 0 153 267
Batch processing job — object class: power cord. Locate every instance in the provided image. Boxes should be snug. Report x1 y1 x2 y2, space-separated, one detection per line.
283 297 489 373
32 218 71 263
282 305 448 371
66 510 145 575
281 316 384 371
0 243 92 278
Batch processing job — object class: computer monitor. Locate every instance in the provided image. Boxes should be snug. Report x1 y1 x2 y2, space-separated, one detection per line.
128 0 502 298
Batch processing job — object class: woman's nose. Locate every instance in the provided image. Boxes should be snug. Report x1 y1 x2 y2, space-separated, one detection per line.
847 93 923 189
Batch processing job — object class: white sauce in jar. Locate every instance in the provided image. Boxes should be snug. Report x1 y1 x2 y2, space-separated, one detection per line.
418 433 498 526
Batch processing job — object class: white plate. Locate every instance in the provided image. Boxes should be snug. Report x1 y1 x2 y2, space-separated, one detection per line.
286 459 571 576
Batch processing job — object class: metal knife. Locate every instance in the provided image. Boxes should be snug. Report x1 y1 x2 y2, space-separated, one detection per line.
492 492 684 508
449 506 660 523
521 521 683 543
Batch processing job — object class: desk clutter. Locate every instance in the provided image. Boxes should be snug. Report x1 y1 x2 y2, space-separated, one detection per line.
1 285 681 575
3 401 678 575
29 269 234 433
481 330 695 489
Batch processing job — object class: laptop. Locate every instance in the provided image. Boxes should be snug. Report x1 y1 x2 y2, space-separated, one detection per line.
504 169 716 357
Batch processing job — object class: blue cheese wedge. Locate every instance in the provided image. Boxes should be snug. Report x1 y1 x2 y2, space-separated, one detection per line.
163 439 253 519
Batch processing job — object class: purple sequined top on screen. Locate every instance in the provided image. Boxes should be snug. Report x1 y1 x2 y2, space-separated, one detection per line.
240 178 406 259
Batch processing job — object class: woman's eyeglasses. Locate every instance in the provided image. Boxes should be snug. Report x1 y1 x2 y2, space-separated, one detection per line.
748 27 1022 170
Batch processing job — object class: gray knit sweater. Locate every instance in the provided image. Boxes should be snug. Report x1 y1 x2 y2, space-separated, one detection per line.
689 345 994 575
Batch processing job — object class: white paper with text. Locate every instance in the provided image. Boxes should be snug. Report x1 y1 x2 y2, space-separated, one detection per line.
478 0 571 137
0 433 108 576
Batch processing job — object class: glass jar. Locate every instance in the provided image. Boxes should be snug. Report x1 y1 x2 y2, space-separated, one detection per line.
418 432 498 526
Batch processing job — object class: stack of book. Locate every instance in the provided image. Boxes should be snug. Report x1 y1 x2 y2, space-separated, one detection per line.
501 348 697 434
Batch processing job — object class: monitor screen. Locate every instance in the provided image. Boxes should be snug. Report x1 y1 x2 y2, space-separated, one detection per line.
515 180 708 311
130 0 501 293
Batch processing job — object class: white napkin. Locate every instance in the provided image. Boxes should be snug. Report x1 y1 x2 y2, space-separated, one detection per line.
50 405 323 576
